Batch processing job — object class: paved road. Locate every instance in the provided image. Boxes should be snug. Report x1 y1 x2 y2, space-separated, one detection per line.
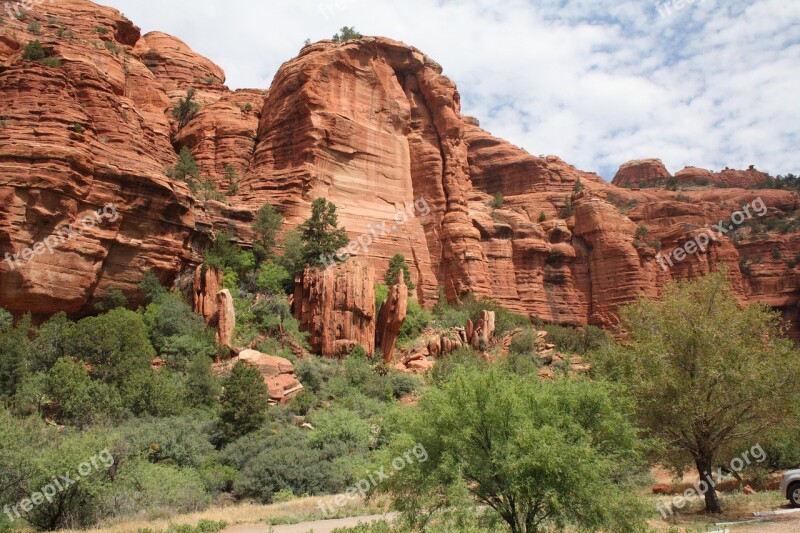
224 513 398 533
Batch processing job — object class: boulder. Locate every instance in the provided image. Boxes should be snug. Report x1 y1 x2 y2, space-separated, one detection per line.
237 349 303 404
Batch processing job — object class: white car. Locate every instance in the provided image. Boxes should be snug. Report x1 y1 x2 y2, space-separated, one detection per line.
781 469 800 507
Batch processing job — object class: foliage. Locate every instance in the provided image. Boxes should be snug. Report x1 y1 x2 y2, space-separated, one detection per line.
223 164 240 195
298 198 350 269
203 231 255 277
172 88 201 129
332 26 362 42
398 300 433 342
488 191 504 209
557 196 573 218
376 366 648 533
383 254 415 290
22 40 45 60
94 288 127 312
256 261 291 295
537 211 546 222
277 228 306 280
63 308 155 385
252 203 283 263
139 270 167 301
121 369 185 417
216 361 269 445
167 147 200 181
588 271 800 512
47 357 121 426
573 177 585 193
543 324 612 355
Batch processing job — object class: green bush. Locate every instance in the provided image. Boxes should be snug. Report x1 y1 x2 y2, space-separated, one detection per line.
256 261 291 295
216 361 269 445
172 88 201 129
22 40 45 60
48 357 122 425
167 147 200 181
383 254 415 289
332 26 362 42
298 198 350 269
64 308 155 385
121 369 185 417
488 191 504 209
252 203 283 263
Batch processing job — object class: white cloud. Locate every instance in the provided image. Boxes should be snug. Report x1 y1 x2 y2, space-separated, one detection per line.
99 0 800 180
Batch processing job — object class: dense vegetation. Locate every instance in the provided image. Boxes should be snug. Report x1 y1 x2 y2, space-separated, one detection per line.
1 194 799 531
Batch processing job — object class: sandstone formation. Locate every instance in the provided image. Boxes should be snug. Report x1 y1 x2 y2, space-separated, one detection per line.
611 159 671 188
376 271 408 362
293 261 376 358
233 349 303 404
193 265 222 324
214 289 235 351
1 0 800 342
470 310 496 350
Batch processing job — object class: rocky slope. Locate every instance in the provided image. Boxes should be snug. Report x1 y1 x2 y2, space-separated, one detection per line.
1 0 798 337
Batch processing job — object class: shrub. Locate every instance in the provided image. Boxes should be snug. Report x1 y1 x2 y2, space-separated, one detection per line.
63 308 155 385
398 300 433 342
429 346 486 386
203 230 255 276
121 369 185 417
167 146 200 181
557 196 574 218
27 20 41 35
94 288 127 312
538 211 547 222
47 357 121 426
216 361 269 445
142 292 209 356
172 88 201 129
488 191 504 209
573 177 585 193
22 39 45 61
256 261 291 295
509 327 537 355
332 26 362 42
383 254 415 289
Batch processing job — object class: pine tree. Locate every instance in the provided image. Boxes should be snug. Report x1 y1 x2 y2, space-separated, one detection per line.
299 198 349 269
384 254 415 290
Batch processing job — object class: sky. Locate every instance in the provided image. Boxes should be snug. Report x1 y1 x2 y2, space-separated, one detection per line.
99 0 800 181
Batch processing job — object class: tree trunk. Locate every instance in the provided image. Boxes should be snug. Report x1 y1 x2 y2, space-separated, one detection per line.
695 455 722 513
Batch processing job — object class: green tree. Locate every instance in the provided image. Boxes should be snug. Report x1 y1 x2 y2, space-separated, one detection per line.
252 203 283 263
47 357 121 426
256 262 291 295
224 163 240 195
332 26 362 42
217 361 269 445
139 270 166 301
94 288 127 312
172 88 201 129
63 308 155 385
377 366 647 532
383 254 415 290
298 198 349 269
167 146 200 181
573 177 585 194
277 228 306 279
184 353 221 408
121 369 184 417
203 230 256 278
0 313 32 400
589 272 800 513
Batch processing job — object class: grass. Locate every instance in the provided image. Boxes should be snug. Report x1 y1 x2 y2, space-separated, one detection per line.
60 494 391 533
646 490 788 531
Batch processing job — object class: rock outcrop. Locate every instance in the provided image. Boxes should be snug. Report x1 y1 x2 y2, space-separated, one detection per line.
193 265 222 324
376 272 408 362
612 159 672 188
293 261 376 358
215 289 235 351
1 0 799 341
234 349 303 404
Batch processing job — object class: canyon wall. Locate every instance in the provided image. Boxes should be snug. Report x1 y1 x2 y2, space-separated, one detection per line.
1 0 798 336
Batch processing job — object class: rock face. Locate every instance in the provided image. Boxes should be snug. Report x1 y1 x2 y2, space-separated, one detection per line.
193 265 222 324
215 289 235 350
1 0 800 341
612 159 672 188
471 310 496 350
293 261 376 358
235 349 303 404
376 272 408 362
